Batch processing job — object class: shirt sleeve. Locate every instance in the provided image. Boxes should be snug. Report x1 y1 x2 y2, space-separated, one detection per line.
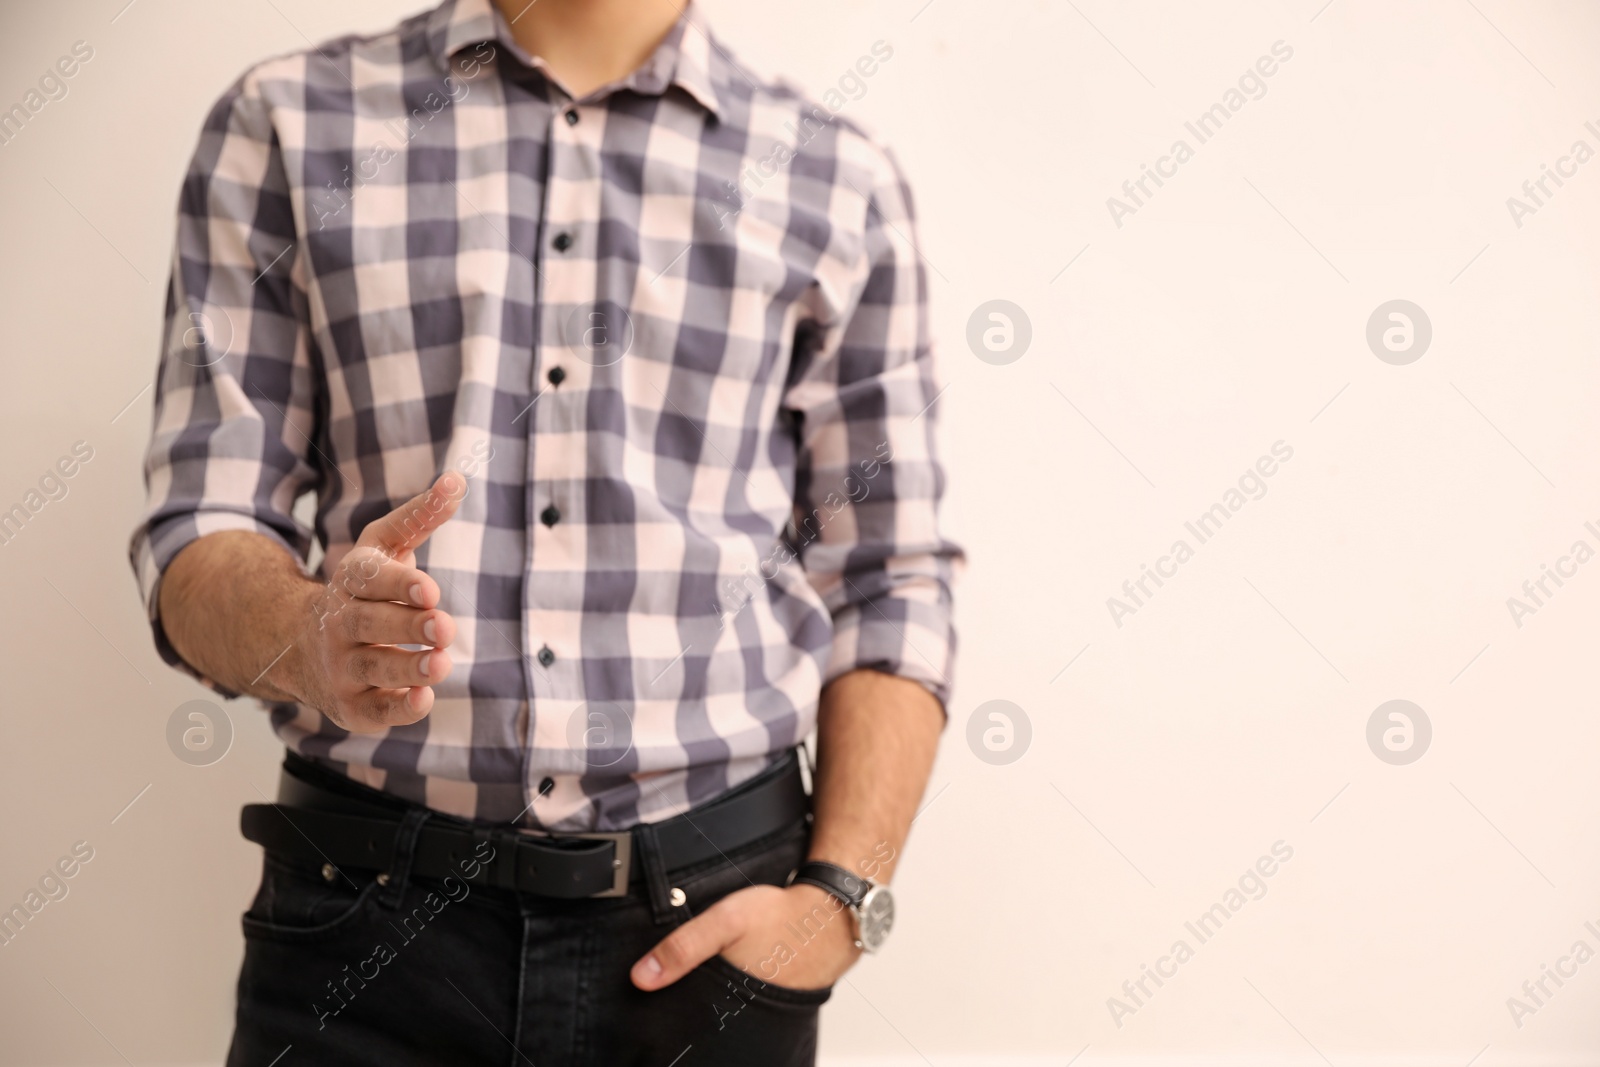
782 146 964 712
128 75 321 686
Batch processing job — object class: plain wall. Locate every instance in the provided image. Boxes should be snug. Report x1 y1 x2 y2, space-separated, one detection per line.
3 0 1600 1063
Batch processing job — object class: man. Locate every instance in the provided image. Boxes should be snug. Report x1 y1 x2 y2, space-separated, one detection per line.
131 0 959 1062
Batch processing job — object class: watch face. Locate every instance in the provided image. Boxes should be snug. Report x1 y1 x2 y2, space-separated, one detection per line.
856 885 895 953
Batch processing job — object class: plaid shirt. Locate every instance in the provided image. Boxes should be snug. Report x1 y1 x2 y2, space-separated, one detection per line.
131 0 959 830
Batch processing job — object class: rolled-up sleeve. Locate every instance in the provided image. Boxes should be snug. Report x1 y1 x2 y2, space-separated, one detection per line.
782 147 963 712
128 75 320 682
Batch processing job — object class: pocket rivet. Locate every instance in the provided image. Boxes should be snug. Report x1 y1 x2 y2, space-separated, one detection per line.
669 887 686 907
376 872 391 887
321 864 337 883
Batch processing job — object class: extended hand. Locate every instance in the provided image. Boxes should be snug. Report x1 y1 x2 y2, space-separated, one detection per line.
274 472 465 731
631 883 862 992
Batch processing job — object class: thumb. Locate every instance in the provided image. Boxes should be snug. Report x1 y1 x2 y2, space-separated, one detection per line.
632 901 742 991
356 471 466 557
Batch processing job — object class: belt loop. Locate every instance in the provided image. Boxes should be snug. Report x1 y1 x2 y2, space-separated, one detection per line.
376 808 430 910
796 744 815 817
632 823 677 924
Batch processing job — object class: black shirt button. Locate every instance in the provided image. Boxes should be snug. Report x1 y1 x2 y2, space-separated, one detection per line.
564 108 579 126
538 776 556 796
537 646 556 667
546 366 566 386
540 504 561 527
552 231 573 252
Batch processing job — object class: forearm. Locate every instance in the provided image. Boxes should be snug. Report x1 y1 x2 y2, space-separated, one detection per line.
158 530 320 701
807 668 944 884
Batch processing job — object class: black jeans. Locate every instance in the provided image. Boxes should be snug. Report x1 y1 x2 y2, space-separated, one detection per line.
225 772 829 1066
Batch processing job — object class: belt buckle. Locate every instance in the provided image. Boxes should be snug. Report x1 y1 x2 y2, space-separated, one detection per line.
569 830 632 897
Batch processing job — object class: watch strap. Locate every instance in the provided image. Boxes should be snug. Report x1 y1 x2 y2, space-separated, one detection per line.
791 860 870 908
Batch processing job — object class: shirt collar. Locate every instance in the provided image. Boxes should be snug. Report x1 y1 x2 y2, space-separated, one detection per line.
426 0 724 119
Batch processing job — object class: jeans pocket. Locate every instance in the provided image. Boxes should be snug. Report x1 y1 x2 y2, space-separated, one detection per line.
240 854 380 944
675 821 809 907
701 953 833 1008
671 824 835 1006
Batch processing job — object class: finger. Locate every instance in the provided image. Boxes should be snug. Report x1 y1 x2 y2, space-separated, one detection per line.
344 645 452 691
329 550 441 609
632 900 742 990
355 471 466 558
342 601 456 649
342 685 434 732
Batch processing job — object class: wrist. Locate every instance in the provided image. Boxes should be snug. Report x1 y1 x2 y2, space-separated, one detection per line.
782 882 862 955
258 581 323 702
790 858 897 954
804 839 899 887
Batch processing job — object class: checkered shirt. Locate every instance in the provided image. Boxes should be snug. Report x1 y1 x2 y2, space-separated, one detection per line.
130 0 960 830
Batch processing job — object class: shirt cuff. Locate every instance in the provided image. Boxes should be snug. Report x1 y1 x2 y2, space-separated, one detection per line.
822 576 956 713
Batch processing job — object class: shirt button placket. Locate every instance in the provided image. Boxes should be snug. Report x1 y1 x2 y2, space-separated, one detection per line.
528 92 597 780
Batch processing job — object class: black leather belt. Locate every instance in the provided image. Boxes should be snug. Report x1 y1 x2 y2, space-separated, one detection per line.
240 750 809 900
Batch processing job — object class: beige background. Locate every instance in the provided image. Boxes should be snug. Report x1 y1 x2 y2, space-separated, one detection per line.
3 0 1600 1063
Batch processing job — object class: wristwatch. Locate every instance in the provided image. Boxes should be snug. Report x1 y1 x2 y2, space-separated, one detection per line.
790 860 895 953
